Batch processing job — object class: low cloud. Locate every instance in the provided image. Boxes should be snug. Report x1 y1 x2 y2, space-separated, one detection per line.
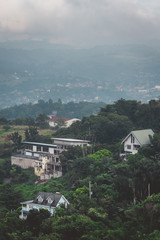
0 0 160 46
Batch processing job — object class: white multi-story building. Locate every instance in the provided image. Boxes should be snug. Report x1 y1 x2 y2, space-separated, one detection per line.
11 138 90 180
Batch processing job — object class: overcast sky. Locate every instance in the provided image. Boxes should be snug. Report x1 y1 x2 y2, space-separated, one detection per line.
0 0 160 47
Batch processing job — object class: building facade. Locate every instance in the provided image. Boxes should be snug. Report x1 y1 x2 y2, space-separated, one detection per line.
11 138 90 180
20 192 69 219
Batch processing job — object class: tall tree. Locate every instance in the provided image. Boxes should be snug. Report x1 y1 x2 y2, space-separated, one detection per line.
25 127 39 142
11 132 22 151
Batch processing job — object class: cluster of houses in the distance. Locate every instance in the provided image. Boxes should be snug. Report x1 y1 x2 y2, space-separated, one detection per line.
12 129 154 219
47 112 80 128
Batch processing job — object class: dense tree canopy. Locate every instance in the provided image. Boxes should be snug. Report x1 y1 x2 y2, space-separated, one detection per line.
1 98 160 239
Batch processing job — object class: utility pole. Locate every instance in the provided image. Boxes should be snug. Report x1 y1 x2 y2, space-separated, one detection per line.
89 181 92 199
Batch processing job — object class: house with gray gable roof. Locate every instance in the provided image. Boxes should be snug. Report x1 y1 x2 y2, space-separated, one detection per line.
20 192 69 219
121 129 154 157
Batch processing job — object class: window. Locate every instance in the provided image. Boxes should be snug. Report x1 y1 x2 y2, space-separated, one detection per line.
37 196 43 203
26 145 33 150
127 145 131 149
43 146 49 152
131 135 135 143
55 166 60 171
37 146 41 151
56 158 59 162
48 198 53 204
134 145 140 150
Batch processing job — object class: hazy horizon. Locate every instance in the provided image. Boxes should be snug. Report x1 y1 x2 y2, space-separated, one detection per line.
0 1 160 108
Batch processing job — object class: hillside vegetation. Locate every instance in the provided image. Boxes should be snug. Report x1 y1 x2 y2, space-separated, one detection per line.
0 99 160 239
0 99 105 120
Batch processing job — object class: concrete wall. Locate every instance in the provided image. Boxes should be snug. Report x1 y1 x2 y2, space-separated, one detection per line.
11 156 36 169
40 171 62 180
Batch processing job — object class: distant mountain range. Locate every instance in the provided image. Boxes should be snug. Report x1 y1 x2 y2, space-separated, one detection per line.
0 40 160 109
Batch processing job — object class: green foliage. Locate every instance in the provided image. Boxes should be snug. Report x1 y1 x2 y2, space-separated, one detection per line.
88 207 108 222
60 146 85 174
55 111 133 146
3 124 11 131
26 209 51 236
0 99 104 120
150 133 160 153
0 212 24 240
24 126 52 143
0 118 8 125
0 183 23 211
144 193 160 204
1 98 160 239
36 114 49 129
11 131 22 151
51 213 107 240
88 149 112 161
0 158 11 183
10 166 37 184
25 126 39 141
1 149 160 239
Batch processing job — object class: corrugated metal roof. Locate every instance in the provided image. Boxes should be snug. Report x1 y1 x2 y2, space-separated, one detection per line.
52 138 90 143
131 129 154 145
23 142 57 148
122 129 154 146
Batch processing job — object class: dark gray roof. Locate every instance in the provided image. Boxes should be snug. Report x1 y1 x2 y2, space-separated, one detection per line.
33 192 62 207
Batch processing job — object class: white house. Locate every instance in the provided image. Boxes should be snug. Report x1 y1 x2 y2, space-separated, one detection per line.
64 118 81 128
20 192 69 219
121 129 154 157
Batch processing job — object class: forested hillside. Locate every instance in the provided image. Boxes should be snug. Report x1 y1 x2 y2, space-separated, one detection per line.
0 99 160 239
54 99 160 149
0 99 105 120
